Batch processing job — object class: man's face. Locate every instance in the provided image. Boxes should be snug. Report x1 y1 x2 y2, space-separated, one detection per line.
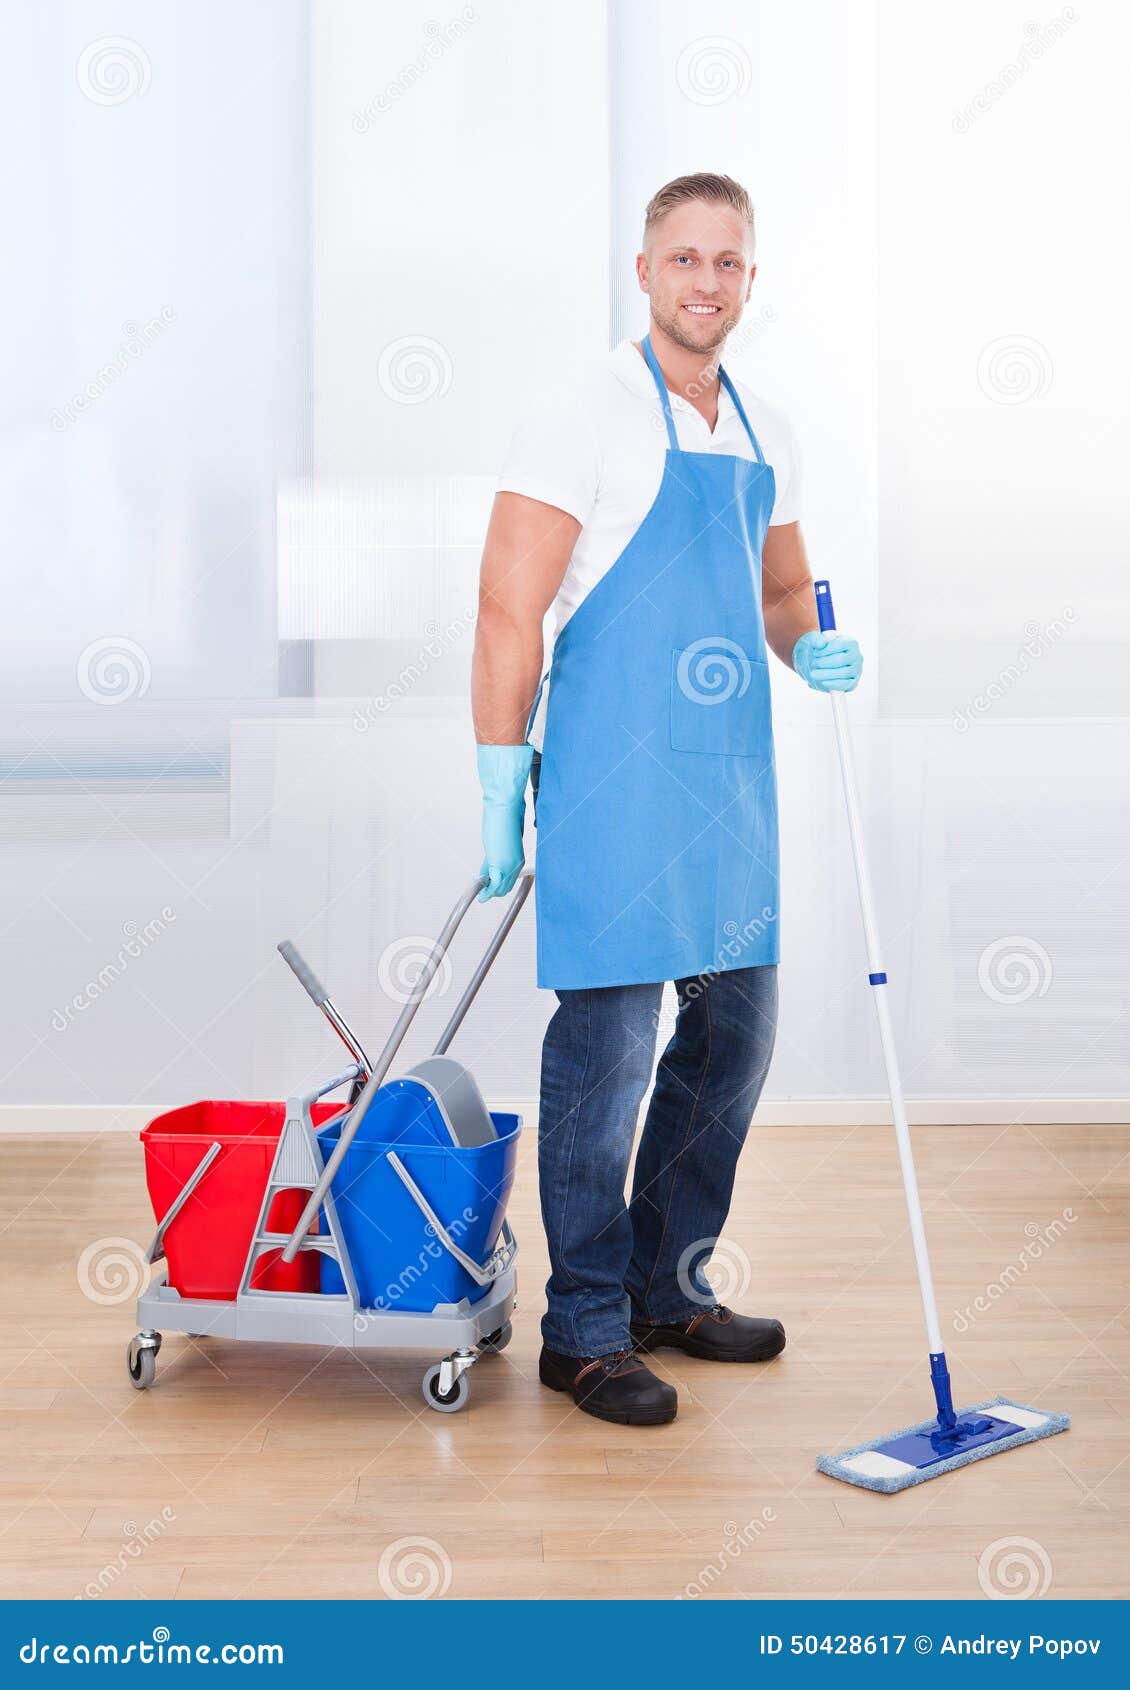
637 199 755 356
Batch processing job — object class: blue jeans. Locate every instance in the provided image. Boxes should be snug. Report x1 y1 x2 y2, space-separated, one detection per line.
530 751 779 1358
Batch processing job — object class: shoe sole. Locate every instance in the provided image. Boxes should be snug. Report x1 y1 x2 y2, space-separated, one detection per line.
630 1330 787 1364
539 1364 677 1426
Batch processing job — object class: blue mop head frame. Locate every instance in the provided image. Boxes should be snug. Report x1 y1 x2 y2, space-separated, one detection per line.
817 1398 1071 1494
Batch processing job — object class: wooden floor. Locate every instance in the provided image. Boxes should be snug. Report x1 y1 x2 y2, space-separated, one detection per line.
1 1122 1127 1601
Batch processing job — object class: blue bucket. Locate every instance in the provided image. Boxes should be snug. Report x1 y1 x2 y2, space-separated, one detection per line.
317 1108 521 1312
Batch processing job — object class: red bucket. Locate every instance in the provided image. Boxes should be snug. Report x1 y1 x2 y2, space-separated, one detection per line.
141 1099 346 1301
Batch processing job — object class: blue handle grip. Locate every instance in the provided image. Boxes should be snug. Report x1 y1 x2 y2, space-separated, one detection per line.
814 579 836 633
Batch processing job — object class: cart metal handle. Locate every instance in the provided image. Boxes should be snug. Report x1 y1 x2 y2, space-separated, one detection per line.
433 870 532 1054
280 871 532 1262
145 1141 222 1265
387 1150 518 1286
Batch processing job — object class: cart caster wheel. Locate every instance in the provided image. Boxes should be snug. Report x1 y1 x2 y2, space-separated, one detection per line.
422 1364 470 1413
126 1333 160 1390
479 1322 512 1354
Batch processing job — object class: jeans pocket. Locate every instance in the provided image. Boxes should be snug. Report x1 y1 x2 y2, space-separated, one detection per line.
669 644 769 758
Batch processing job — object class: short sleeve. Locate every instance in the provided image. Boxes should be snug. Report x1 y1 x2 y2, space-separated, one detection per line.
495 398 601 528
768 413 803 527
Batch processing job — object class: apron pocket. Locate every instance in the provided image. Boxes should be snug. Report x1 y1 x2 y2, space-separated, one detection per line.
669 644 768 758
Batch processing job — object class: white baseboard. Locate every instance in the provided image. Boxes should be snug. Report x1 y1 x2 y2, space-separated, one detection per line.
0 1105 161 1135
0 1098 1125 1135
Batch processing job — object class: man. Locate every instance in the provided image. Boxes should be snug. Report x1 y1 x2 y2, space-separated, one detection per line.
471 173 862 1426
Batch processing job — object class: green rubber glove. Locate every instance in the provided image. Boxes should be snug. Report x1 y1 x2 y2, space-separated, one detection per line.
476 743 534 902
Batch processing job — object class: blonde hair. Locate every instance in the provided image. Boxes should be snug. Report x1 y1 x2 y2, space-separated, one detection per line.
643 173 755 253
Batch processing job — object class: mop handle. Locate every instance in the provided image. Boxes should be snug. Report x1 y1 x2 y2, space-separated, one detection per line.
814 580 944 1357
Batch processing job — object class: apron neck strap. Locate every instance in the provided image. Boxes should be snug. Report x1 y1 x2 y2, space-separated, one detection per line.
639 333 766 466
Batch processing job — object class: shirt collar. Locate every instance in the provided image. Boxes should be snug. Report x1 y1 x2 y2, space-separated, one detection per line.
609 336 737 420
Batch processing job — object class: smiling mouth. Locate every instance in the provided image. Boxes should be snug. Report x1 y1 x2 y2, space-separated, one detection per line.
682 302 722 316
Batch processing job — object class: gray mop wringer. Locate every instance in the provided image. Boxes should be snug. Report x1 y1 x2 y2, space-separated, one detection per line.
812 579 1069 1493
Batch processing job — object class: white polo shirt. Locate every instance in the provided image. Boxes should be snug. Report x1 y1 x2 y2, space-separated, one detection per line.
495 338 803 752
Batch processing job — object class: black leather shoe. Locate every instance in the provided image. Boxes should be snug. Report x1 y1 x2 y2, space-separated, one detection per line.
539 1344 678 1425
630 1305 786 1362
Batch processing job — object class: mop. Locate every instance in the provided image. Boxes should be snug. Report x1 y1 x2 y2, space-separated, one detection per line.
810 579 1069 1493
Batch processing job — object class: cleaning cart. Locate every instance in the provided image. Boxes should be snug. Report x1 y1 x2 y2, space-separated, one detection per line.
128 873 532 1412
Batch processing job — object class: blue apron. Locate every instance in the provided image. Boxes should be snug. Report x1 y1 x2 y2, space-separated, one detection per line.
530 334 780 990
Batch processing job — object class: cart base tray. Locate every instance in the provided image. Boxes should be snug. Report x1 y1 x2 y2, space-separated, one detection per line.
136 1265 516 1351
